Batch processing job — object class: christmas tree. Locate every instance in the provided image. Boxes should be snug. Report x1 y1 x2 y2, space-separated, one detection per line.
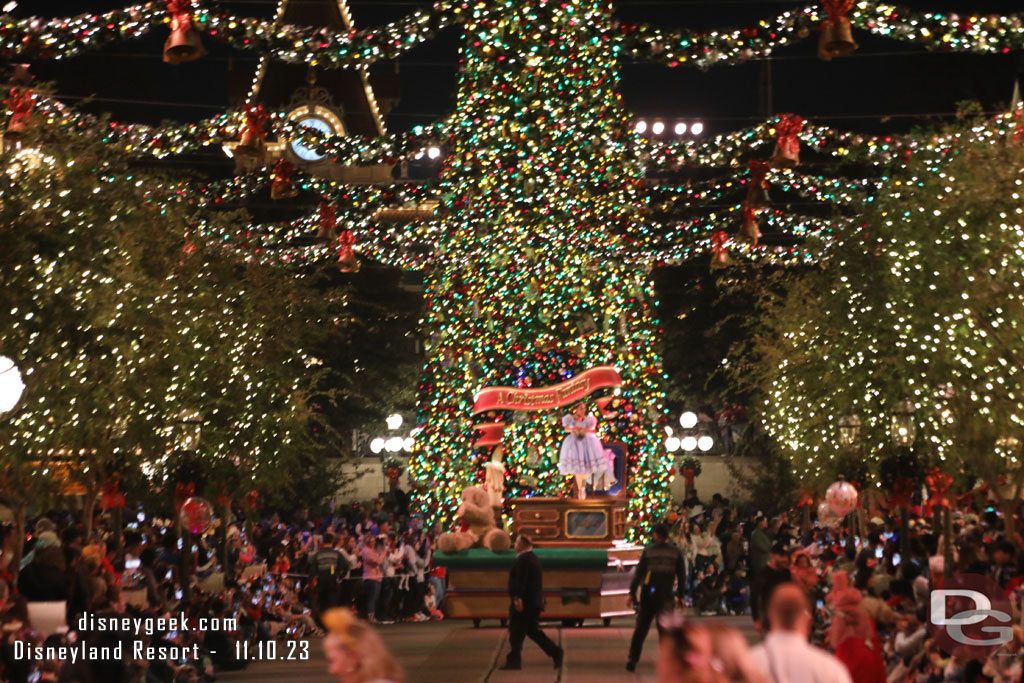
405 0 672 538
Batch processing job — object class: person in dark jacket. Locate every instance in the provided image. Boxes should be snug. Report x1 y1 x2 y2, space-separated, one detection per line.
313 533 346 611
499 534 563 670
626 523 686 672
753 542 792 628
18 545 68 602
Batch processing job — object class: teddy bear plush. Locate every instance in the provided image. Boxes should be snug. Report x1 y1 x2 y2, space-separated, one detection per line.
437 486 511 554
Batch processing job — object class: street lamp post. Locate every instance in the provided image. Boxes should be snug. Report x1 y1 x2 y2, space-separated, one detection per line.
890 399 916 448
890 399 917 556
838 413 861 447
176 409 203 452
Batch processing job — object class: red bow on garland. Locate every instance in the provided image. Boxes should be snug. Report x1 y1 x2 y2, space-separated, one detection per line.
270 159 297 199
244 490 259 511
746 160 771 206
241 105 269 142
740 201 761 244
166 0 195 35
797 492 814 508
822 0 855 29
100 474 126 511
338 229 357 261
710 230 729 267
775 114 805 160
925 468 953 516
317 199 337 240
6 87 33 133
175 482 195 512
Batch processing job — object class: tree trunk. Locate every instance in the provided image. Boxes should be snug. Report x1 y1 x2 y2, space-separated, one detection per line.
10 503 26 576
83 482 98 542
801 504 811 535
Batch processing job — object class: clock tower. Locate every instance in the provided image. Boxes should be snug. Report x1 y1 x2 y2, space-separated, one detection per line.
225 0 398 182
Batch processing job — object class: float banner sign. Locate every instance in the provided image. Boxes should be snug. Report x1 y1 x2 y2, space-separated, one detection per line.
472 366 623 414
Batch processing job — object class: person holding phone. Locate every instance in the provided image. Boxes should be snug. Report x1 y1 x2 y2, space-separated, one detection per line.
361 538 384 624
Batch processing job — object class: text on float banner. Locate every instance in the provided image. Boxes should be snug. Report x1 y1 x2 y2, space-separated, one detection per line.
471 366 623 447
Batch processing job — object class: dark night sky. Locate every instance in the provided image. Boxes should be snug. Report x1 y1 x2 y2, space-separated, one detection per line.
25 1 1024 140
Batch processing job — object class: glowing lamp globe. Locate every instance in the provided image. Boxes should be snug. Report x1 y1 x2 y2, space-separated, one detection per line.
664 436 680 452
837 413 861 446
179 497 213 535
679 411 698 429
891 399 916 447
697 435 714 452
825 481 858 517
681 436 698 452
386 413 403 430
0 356 25 415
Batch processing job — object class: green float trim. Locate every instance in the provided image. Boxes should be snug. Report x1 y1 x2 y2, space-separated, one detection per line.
433 548 608 569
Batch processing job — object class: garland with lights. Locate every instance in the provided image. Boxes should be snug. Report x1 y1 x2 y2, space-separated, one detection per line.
12 91 456 162
0 0 460 67
623 2 1024 69
10 90 1019 184
3 2 1023 67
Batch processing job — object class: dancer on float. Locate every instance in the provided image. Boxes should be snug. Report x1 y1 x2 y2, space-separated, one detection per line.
557 401 615 499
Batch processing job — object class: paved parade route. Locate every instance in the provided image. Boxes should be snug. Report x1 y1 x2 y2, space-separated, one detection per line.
220 616 758 683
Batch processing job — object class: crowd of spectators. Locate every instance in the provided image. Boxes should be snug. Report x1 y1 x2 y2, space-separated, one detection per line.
664 491 1024 682
0 484 446 683
3 477 1024 682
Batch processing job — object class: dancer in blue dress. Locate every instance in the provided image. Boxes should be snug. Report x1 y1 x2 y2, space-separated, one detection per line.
558 402 615 499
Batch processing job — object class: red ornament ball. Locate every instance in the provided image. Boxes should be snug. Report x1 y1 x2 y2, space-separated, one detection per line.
179 496 214 535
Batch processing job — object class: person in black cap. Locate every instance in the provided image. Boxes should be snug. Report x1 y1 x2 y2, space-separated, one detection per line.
626 522 686 672
753 542 792 629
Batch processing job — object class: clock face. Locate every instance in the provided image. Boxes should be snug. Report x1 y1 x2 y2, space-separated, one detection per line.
289 116 334 162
